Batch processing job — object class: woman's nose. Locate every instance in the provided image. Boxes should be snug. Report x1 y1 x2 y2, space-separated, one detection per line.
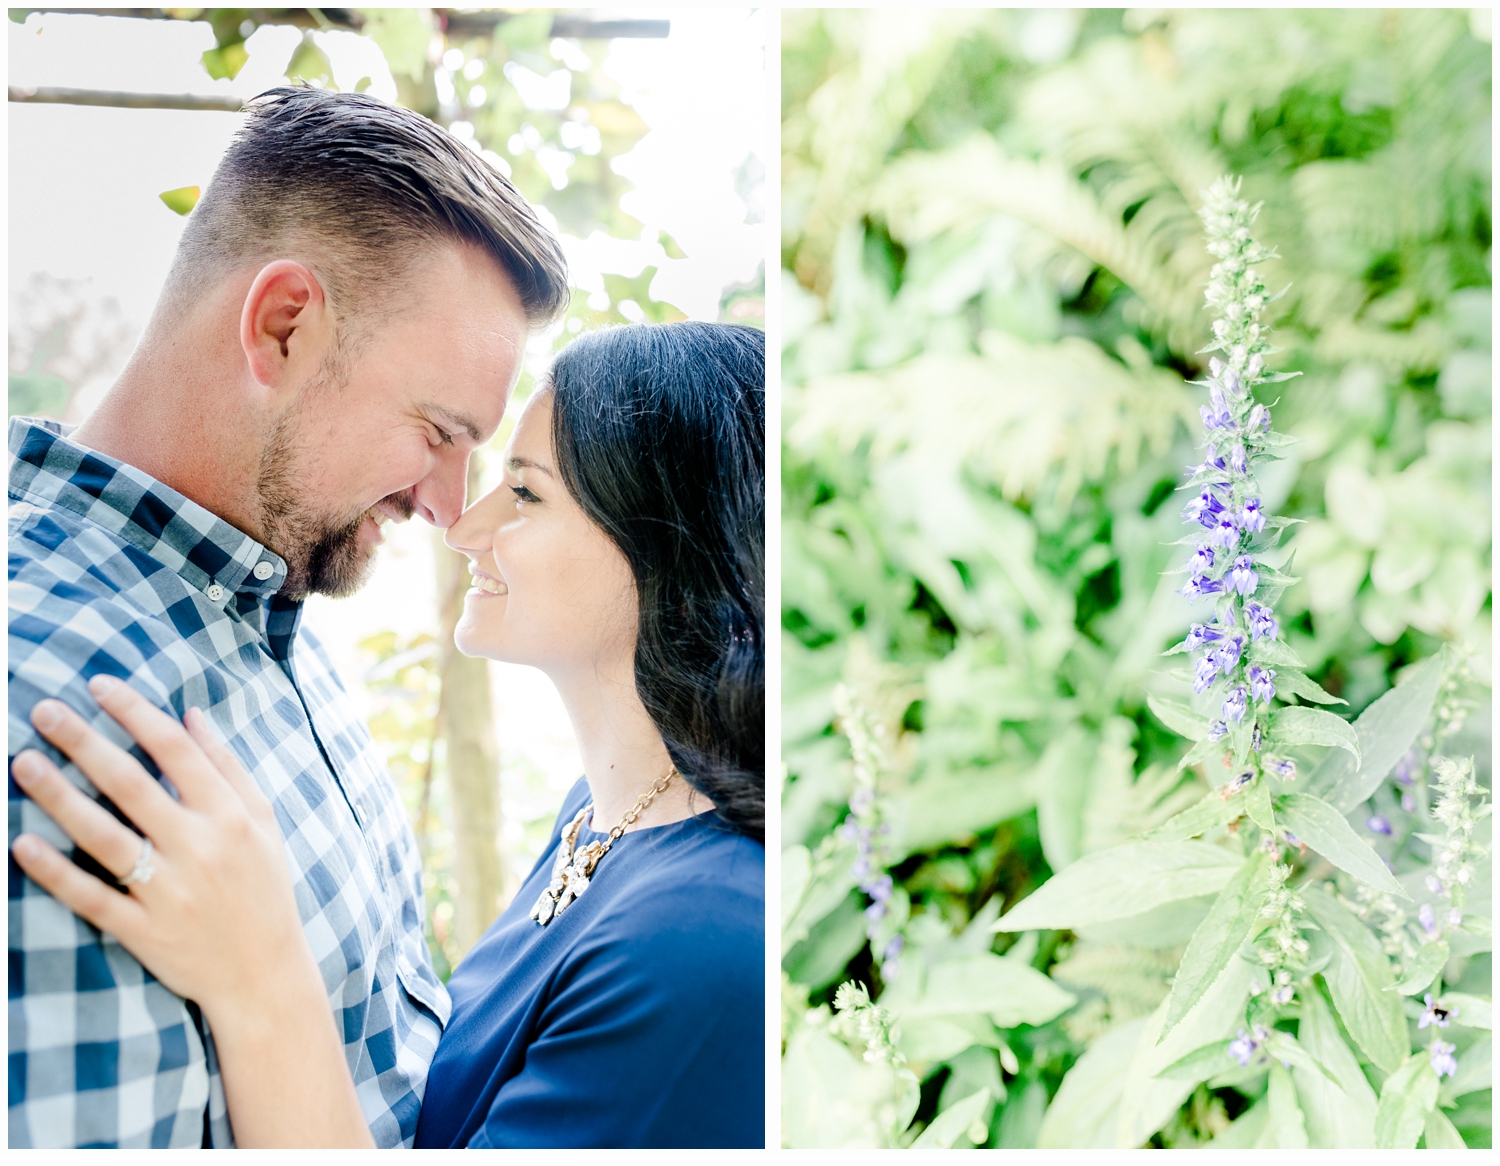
443 484 508 555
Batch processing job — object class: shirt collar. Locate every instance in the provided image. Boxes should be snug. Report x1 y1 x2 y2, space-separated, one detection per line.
8 416 290 605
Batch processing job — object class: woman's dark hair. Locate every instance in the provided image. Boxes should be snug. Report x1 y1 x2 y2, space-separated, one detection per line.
547 322 764 841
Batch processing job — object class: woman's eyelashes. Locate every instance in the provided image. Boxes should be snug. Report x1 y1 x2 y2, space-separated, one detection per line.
510 483 542 505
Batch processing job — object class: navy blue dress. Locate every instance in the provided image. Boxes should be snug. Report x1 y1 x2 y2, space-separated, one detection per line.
413 778 765 1148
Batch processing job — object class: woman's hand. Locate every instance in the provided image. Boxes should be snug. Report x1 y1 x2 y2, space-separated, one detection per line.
10 674 374 1147
11 674 310 1014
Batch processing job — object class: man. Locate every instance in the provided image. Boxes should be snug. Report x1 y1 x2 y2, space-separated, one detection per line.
8 87 568 1148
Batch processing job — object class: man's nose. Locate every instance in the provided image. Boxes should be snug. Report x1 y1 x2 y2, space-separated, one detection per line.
412 449 469 529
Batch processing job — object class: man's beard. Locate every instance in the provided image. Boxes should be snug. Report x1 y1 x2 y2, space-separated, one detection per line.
255 405 414 600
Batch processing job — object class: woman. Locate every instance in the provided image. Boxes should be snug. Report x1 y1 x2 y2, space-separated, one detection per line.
9 322 766 1148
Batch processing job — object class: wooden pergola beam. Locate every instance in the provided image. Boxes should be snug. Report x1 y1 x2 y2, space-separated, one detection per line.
11 8 671 39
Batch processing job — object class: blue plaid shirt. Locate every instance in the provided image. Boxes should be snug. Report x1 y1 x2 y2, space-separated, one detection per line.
7 418 450 1148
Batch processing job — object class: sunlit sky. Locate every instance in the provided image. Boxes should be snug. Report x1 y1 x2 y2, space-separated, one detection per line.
7 8 765 878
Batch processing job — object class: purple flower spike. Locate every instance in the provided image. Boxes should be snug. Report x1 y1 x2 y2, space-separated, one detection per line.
1229 555 1259 595
1419 902 1438 937
1430 1041 1458 1078
1223 686 1248 724
1194 654 1220 694
1249 665 1276 703
1238 499 1265 534
1366 814 1392 836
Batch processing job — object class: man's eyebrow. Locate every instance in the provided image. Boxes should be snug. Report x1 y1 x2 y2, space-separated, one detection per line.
507 455 556 477
419 403 484 443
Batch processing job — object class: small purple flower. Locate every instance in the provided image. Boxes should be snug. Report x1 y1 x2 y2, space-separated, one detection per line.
1209 517 1241 549
865 900 887 923
1223 686 1248 724
1401 792 1416 812
1228 1030 1258 1067
1430 1040 1458 1078
1189 446 1228 478
1214 632 1245 672
1419 994 1454 1030
1229 443 1248 474
1229 555 1259 595
1182 575 1224 600
883 934 905 962
1207 720 1228 742
1194 654 1220 694
1425 874 1444 894
1246 601 1278 641
1249 665 1276 703
1246 403 1271 433
850 787 875 815
1284 831 1301 847
868 874 893 903
1251 721 1263 752
1201 387 1236 432
1271 983 1294 1005
1247 354 1263 380
1366 814 1392 836
1184 489 1227 525
1190 545 1216 574
1448 907 1463 926
1224 768 1256 796
852 855 871 880
1237 499 1265 534
1419 902 1438 937
1222 368 1242 396
1267 757 1297 781
1186 621 1224 649
1394 747 1421 786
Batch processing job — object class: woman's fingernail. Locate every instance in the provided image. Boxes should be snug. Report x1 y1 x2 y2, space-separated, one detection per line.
88 674 120 698
11 752 45 785
30 701 64 732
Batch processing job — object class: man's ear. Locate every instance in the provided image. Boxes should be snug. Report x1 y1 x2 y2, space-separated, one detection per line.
239 260 331 391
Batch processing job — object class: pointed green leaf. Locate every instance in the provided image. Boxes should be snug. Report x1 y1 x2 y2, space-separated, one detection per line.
1374 1052 1439 1149
1248 638 1307 669
1294 984 1377 1147
1159 850 1268 1042
1148 694 1209 740
201 41 249 81
1137 789 1235 842
1176 734 1221 772
1307 652 1445 812
1423 1106 1467 1149
1443 992 1492 1030
1262 1031 1339 1084
1275 668 1348 706
1275 793 1407 897
1388 940 1448 995
1155 1039 1234 1082
993 841 1244 931
1245 778 1274 830
1268 1062 1309 1148
158 185 201 216
1269 707 1360 763
911 1088 990 1149
1301 887 1409 1072
900 953 1076 1028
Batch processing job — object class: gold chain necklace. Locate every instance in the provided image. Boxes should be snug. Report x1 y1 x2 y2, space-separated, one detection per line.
529 767 678 926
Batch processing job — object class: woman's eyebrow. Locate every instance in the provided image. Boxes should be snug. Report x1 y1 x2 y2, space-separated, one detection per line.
507 455 556 477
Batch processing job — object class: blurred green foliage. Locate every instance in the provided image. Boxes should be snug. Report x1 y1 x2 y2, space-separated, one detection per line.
781 8 1490 1149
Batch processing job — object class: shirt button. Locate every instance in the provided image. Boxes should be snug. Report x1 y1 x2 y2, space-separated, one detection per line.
205 583 226 602
253 561 275 580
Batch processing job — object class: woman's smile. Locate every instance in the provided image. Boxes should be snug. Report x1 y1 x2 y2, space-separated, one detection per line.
468 563 508 597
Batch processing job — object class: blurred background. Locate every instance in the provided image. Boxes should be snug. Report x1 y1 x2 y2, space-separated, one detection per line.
8 6 765 979
780 7 1490 1149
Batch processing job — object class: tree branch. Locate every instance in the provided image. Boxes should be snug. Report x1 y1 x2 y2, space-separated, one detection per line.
8 85 244 111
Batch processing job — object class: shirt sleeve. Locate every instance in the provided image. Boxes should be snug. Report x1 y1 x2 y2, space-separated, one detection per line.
467 879 765 1149
8 587 224 1148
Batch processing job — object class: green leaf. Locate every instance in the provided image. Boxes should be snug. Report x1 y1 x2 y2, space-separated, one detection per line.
1248 638 1307 669
1443 992 1492 1030
201 41 249 81
1155 1039 1233 1082
1262 1030 1339 1084
1159 850 1268 1042
1245 778 1274 830
1268 1062 1310 1148
286 34 334 87
1036 1016 1147 1148
1294 983 1377 1147
1147 694 1208 740
1308 652 1445 812
356 7 432 81
1275 668 1348 706
1301 887 1409 1072
1423 1106 1467 1149
1269 706 1360 763
1176 734 1221 772
911 1088 990 1149
158 185 201 216
900 953 1076 1028
1374 1052 1439 1149
494 9 553 48
1388 940 1449 995
1274 793 1407 897
993 841 1244 931
1138 790 1235 842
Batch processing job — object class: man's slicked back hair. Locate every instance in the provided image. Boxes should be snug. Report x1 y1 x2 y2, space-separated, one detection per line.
167 86 569 331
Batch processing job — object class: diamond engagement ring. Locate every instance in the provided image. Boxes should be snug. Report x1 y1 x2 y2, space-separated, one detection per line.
118 838 155 887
